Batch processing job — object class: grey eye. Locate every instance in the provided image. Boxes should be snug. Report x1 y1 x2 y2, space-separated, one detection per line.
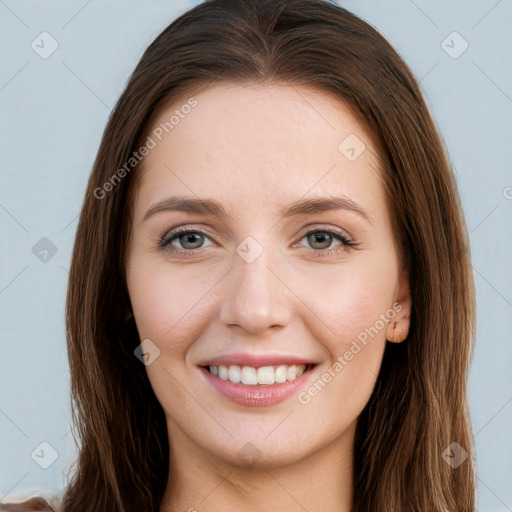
307 231 334 250
173 232 208 250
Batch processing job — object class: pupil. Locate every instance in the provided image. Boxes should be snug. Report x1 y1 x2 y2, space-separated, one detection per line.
309 232 331 249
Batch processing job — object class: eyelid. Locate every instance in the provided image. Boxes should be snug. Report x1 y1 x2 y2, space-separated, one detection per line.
294 224 355 244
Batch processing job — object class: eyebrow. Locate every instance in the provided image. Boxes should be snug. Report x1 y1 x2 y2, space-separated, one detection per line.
142 194 373 225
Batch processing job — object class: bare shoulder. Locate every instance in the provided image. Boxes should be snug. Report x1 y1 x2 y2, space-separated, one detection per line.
0 497 56 511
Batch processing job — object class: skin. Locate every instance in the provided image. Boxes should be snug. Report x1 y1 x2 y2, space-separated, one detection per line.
125 83 411 512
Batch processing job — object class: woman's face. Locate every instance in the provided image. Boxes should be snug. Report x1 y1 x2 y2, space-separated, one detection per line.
126 83 410 469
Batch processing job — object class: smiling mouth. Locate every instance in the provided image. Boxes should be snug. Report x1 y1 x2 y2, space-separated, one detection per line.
200 363 317 386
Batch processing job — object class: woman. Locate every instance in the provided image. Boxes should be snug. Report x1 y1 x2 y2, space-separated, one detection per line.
8 0 477 510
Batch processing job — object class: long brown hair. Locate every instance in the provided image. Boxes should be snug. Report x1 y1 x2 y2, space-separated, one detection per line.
62 1 476 510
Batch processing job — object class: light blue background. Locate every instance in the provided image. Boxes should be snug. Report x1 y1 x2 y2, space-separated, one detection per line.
1 0 511 509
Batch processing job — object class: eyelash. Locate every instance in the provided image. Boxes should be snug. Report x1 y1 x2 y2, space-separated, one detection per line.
158 226 357 257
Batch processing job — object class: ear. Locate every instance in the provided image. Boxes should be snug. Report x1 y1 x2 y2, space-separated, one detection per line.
386 267 411 343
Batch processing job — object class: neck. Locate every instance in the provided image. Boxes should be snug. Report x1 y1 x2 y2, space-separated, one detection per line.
160 419 355 512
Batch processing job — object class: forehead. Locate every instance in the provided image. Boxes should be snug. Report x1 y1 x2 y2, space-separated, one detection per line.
135 83 385 219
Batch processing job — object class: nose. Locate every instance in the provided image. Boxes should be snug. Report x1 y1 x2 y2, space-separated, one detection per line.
218 241 293 335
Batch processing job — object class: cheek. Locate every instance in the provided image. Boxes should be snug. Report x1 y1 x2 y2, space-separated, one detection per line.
292 252 397 404
127 261 218 408
296 253 398 345
127 260 216 355
296 285 392 421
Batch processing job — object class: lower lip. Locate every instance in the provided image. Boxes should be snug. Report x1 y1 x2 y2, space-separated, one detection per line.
199 366 316 407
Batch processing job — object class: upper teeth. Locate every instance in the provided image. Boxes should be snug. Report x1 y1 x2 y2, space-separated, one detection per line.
209 364 307 385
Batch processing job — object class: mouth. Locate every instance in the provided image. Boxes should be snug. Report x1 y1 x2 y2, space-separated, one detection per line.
199 363 317 386
198 362 318 407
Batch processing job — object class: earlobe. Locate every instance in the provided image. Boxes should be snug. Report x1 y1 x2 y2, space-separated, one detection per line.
386 268 412 343
386 316 410 343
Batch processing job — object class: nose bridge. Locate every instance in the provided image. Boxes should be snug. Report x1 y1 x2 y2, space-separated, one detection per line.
219 234 292 334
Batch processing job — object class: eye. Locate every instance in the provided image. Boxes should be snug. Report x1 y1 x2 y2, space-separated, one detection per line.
296 228 356 254
159 228 214 252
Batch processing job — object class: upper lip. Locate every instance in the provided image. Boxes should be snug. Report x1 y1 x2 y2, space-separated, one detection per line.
199 353 318 368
